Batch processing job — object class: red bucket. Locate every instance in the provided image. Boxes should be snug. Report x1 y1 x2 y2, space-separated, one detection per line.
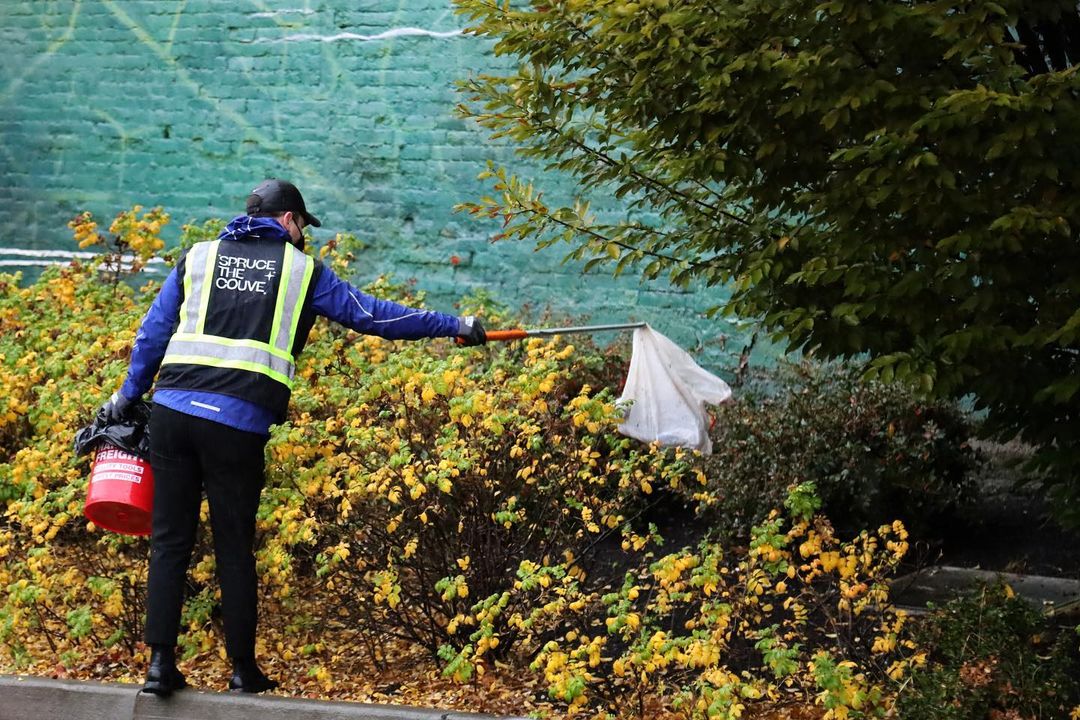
84 443 154 536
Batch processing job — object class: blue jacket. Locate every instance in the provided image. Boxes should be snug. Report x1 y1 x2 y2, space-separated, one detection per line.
120 216 462 435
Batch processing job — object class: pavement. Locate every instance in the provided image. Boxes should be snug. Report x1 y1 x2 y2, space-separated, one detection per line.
890 565 1080 616
0 675 525 720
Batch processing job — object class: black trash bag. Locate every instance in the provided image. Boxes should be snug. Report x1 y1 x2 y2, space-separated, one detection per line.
73 400 153 458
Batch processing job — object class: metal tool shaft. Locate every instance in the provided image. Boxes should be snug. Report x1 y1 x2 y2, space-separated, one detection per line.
524 322 647 336
483 322 647 342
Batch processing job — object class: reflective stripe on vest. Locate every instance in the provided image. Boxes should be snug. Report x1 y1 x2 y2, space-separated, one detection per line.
162 241 315 388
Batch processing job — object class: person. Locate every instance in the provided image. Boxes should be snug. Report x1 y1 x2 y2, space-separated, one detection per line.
100 179 486 696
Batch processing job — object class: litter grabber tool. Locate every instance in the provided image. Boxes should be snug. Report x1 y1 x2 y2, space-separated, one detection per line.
460 321 732 454
481 321 648 342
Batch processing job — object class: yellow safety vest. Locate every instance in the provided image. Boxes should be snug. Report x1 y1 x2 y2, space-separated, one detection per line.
161 239 315 389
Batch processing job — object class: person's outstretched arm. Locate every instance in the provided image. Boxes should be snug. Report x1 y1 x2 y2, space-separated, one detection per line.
311 264 473 341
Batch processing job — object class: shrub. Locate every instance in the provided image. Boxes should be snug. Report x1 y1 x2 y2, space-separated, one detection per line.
258 273 698 677
5 207 1044 720
0 212 160 667
698 362 979 539
0 208 700 685
896 584 1080 720
517 482 923 718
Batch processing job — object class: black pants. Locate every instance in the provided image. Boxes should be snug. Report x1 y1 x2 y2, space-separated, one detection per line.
144 404 268 658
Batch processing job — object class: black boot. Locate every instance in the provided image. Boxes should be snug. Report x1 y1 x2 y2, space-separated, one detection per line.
229 657 279 693
142 645 187 697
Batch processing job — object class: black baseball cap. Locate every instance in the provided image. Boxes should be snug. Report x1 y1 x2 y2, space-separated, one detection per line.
246 178 321 228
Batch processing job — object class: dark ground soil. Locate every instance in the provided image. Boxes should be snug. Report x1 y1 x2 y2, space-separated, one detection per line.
643 439 1080 582
929 440 1080 579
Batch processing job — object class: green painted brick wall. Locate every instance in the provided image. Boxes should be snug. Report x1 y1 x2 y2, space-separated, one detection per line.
0 1 762 373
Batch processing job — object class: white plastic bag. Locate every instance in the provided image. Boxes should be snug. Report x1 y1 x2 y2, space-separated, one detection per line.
617 325 732 454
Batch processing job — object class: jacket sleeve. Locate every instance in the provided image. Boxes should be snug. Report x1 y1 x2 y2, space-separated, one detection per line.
119 261 184 400
311 264 461 340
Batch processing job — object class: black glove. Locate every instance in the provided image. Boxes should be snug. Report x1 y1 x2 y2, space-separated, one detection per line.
100 392 135 423
457 315 487 347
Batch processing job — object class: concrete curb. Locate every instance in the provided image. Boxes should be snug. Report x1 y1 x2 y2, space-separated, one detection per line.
0 675 527 720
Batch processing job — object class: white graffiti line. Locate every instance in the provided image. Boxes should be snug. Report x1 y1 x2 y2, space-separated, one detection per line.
0 248 97 259
0 260 78 267
249 8 315 18
0 259 163 274
254 27 465 43
0 248 167 274
0 248 166 265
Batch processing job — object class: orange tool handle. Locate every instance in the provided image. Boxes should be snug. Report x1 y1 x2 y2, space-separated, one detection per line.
486 329 529 342
455 328 529 345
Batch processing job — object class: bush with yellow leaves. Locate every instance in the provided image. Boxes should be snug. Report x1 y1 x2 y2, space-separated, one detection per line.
0 209 166 668
253 242 699 685
0 208 693 684
518 481 925 719
0 207 992 719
